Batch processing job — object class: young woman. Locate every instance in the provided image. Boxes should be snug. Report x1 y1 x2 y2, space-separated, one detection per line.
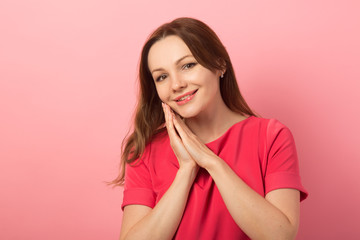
112 17 308 240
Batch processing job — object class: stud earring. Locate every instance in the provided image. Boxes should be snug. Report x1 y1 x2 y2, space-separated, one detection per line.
220 73 224 79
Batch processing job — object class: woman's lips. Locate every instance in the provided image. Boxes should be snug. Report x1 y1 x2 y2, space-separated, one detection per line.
175 90 198 105
174 89 198 101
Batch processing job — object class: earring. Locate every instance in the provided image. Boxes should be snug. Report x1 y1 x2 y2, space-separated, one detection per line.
220 73 224 79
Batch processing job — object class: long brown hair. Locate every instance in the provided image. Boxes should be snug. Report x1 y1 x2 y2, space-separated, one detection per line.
110 17 256 186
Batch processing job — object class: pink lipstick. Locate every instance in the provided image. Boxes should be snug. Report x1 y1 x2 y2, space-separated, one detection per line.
175 89 198 105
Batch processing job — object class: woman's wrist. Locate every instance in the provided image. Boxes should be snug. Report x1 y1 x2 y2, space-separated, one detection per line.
205 155 224 175
178 163 199 183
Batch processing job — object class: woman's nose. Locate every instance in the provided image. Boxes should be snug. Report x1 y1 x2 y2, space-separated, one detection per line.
171 74 187 91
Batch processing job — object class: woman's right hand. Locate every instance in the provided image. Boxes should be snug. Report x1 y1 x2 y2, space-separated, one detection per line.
120 103 199 240
121 105 199 240
162 103 199 172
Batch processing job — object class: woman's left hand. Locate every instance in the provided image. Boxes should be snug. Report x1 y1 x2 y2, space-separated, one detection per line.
167 106 219 170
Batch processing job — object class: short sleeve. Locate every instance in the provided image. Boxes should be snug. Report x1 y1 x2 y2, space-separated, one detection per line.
264 119 308 201
121 146 156 210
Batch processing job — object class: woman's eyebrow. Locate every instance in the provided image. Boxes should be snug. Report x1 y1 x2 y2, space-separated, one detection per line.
175 54 193 65
151 54 193 74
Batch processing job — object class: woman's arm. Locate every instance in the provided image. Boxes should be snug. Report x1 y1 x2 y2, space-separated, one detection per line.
120 164 198 240
170 111 300 240
207 157 300 240
120 103 199 240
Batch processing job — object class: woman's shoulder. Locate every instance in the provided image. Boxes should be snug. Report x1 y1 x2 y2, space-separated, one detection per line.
233 115 293 141
246 115 290 130
133 129 168 165
247 116 295 146
146 128 169 150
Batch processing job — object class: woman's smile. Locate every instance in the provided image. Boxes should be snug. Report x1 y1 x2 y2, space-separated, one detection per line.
174 89 198 105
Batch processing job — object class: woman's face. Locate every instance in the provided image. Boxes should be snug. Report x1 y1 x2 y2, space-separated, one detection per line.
147 35 223 119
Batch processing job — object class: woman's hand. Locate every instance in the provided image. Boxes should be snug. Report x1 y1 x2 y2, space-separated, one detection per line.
162 104 300 240
162 103 199 171
162 103 218 170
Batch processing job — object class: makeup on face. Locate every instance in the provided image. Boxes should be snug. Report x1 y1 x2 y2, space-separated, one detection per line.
148 35 221 119
174 89 198 105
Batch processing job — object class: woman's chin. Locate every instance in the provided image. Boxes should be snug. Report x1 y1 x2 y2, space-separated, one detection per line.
171 104 202 120
176 112 198 120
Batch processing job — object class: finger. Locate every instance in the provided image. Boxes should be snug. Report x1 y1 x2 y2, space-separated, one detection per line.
165 104 181 141
172 113 194 137
162 102 170 130
172 113 190 141
163 103 176 139
162 103 175 138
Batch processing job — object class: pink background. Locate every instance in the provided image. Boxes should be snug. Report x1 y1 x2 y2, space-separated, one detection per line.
1 0 359 239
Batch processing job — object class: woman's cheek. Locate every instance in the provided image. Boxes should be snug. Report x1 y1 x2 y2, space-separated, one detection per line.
155 86 166 102
162 85 174 101
158 91 168 102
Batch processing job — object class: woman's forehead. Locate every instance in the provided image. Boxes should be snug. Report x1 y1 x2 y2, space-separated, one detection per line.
148 36 193 72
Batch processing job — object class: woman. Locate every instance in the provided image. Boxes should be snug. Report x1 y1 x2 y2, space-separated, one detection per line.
112 17 308 240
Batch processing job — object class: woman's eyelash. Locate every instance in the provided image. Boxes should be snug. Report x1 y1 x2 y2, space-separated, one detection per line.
155 63 196 82
183 62 197 69
156 74 167 82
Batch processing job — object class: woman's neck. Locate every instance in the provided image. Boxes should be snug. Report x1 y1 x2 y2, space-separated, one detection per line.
184 101 247 144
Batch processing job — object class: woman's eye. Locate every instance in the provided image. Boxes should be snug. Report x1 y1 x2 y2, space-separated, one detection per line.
156 74 167 82
183 63 196 70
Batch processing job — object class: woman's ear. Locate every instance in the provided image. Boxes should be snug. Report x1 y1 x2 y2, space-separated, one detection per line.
217 58 227 74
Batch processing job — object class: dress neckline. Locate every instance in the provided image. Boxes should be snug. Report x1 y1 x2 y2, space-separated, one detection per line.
204 115 255 146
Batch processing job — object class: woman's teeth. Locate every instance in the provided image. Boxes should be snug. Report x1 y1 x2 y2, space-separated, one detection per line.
177 90 197 102
178 94 192 101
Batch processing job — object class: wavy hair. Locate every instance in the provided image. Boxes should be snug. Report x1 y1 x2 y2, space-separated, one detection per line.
110 17 256 186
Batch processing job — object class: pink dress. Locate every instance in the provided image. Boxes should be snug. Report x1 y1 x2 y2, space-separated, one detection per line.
122 116 308 239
